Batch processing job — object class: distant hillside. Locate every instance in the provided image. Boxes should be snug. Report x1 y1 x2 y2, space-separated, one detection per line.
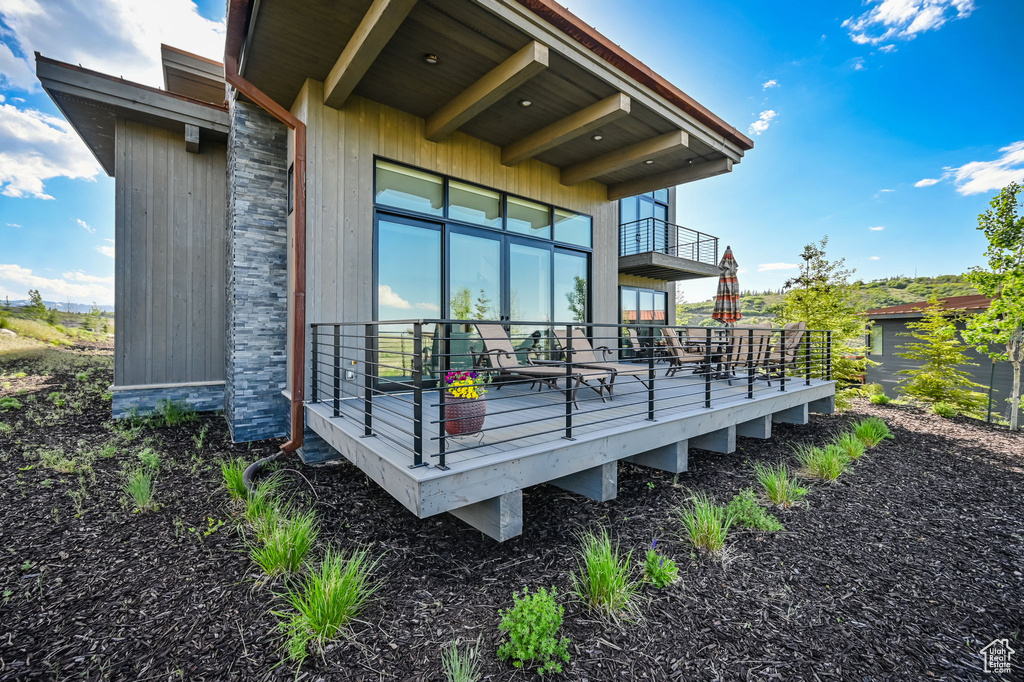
4 300 115 314
677 275 978 325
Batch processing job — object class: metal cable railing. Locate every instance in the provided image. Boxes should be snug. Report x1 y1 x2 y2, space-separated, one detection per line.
310 320 833 471
619 217 718 264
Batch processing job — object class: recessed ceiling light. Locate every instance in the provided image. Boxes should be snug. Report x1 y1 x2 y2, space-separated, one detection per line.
519 99 532 107
423 54 439 64
644 159 655 165
591 134 603 141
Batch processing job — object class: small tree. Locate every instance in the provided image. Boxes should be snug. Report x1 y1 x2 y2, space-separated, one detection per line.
22 289 46 319
895 296 987 414
962 182 1024 430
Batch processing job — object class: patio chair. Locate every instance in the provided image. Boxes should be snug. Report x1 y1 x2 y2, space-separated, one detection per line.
474 323 612 407
763 321 807 381
660 327 708 377
719 322 772 385
554 327 654 393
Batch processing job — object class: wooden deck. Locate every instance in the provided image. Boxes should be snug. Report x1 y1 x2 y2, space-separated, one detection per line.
305 367 835 540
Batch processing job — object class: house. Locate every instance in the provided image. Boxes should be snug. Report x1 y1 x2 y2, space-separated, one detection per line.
38 0 835 540
864 295 1015 419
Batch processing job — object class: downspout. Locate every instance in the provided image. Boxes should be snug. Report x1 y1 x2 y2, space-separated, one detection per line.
224 0 306 485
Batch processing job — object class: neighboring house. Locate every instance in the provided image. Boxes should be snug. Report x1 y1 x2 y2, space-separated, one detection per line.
864 295 1015 419
39 0 835 540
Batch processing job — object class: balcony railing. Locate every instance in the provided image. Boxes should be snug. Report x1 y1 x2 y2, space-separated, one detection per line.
309 320 833 471
619 218 719 264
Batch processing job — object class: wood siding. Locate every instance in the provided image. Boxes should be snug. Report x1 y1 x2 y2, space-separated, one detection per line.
114 118 227 386
292 80 617 386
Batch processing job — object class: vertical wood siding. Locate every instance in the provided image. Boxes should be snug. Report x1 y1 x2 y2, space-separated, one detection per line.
114 118 227 386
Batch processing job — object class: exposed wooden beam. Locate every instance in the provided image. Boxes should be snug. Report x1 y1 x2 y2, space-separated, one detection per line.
323 0 418 109
559 130 688 186
500 93 630 166
184 123 199 153
425 41 549 142
606 157 732 201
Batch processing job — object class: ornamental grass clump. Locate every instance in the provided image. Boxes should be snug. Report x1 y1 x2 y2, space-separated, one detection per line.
869 392 891 405
833 431 867 461
441 637 482 682
497 586 570 676
277 547 382 664
753 462 807 508
250 508 319 576
794 443 849 481
570 527 640 618
725 488 784 531
123 469 156 513
642 539 679 588
221 458 248 500
853 416 894 447
677 491 733 554
244 477 284 531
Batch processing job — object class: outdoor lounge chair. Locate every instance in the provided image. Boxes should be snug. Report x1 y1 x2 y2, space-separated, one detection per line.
763 321 808 380
719 322 773 385
554 327 654 393
474 324 612 407
660 327 708 377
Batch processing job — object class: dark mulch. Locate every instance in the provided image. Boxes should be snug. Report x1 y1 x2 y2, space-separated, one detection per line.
1 348 1022 681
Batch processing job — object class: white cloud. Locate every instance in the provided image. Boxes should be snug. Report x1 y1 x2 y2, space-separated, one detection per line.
0 102 102 199
63 270 114 284
911 142 1024 195
0 0 225 93
0 263 113 305
96 239 115 258
758 262 798 272
378 284 412 310
76 218 95 234
868 226 885 231
878 44 898 53
414 302 440 313
6 222 21 227
0 40 36 91
842 0 975 46
748 110 778 136
870 256 881 260
853 58 866 70
873 188 895 198
914 177 941 187
761 79 778 89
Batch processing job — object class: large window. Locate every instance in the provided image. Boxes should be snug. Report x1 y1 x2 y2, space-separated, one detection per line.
619 190 669 255
868 325 883 355
620 286 668 325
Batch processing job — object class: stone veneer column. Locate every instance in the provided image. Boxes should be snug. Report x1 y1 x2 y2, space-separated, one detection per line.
224 99 290 442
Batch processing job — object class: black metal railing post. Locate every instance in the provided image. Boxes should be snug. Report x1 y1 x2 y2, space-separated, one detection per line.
826 331 833 381
704 327 713 409
411 322 424 468
746 328 755 399
779 329 787 393
563 324 574 440
362 323 373 437
647 329 656 420
436 323 449 470
804 329 811 386
333 324 341 417
310 325 319 404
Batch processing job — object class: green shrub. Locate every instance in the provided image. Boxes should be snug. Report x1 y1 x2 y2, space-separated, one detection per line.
794 443 849 481
153 399 196 427
677 491 733 554
251 508 319 576
441 637 482 682
641 539 679 588
933 402 958 418
0 422 13 436
869 392 891 405
124 469 156 512
222 458 248 500
0 397 22 411
570 527 639 618
725 488 784 531
276 548 382 663
137 447 161 471
833 431 867 461
752 462 807 508
864 383 885 396
853 417 894 447
497 587 570 676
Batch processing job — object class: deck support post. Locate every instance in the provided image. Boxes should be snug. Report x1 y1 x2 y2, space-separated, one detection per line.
736 415 772 439
549 461 617 502
449 490 523 542
808 395 835 414
773 403 809 425
625 440 688 474
689 425 736 454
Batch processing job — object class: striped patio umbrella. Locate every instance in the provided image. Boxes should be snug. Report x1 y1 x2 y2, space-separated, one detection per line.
711 245 742 325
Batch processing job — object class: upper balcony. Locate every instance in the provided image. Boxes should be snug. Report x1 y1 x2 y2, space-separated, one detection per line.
619 218 720 281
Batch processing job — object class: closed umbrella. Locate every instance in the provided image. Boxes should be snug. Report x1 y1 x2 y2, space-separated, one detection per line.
711 245 742 325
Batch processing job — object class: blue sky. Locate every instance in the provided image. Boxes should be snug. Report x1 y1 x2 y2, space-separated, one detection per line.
1 0 1022 306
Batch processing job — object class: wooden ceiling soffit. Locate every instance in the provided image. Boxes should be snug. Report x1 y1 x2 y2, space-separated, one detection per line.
500 92 630 166
324 0 419 109
559 129 688 186
425 41 549 142
607 157 732 201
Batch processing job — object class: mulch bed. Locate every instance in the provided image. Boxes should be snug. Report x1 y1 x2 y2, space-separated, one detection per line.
1 348 1022 681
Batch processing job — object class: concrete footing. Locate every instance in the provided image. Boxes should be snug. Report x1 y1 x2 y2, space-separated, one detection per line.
736 415 772 439
449 490 523 542
809 395 836 414
773 403 809 425
625 440 689 473
550 461 618 501
689 425 736 453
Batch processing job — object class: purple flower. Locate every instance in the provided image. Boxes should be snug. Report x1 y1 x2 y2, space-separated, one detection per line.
651 538 658 550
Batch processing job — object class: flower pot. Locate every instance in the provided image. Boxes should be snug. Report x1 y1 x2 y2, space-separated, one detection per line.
444 396 487 436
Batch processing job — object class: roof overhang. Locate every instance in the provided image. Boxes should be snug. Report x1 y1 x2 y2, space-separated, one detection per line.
161 44 226 105
36 54 230 176
231 0 751 198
